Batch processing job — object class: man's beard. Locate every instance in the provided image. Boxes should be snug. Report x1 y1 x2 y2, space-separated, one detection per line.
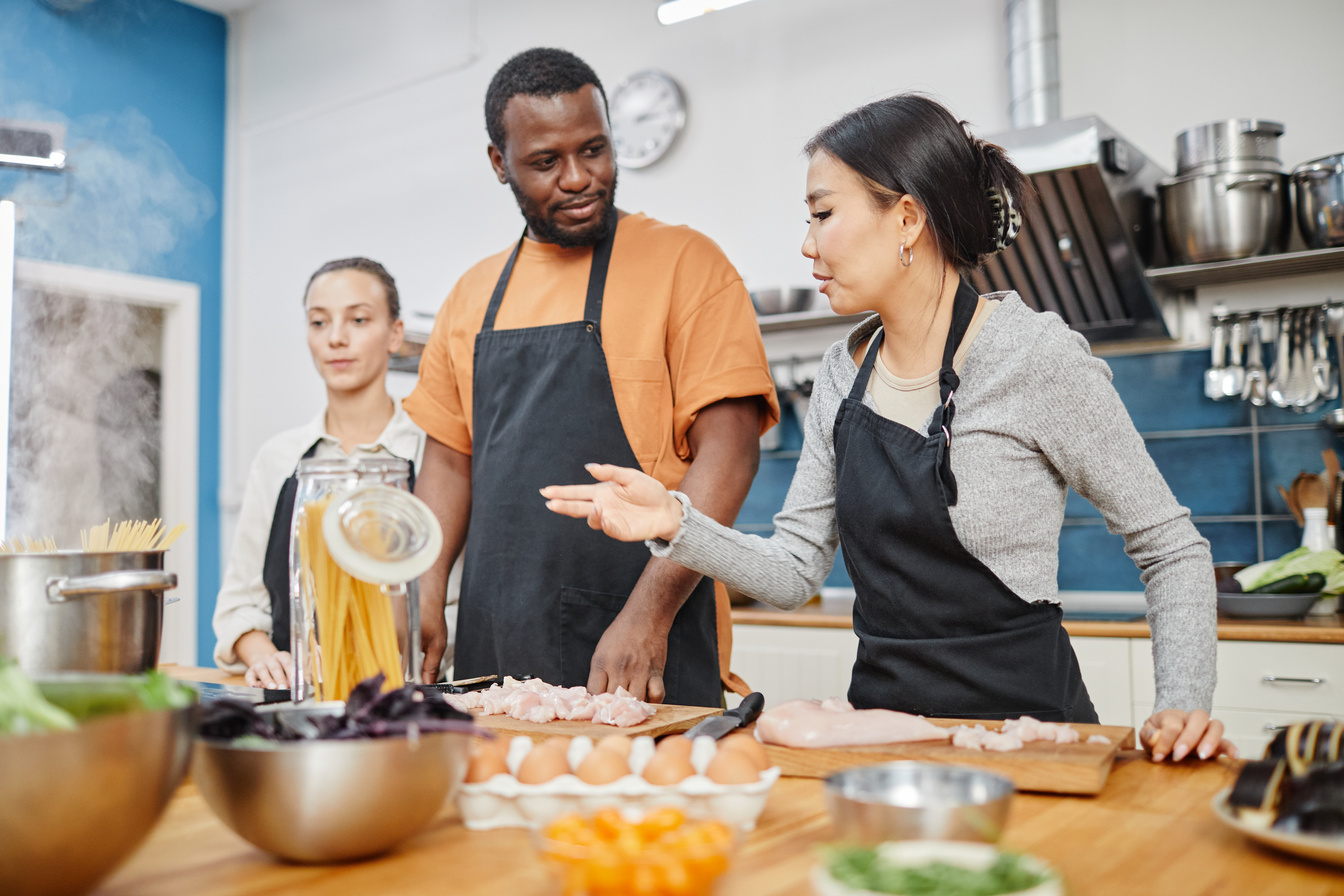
508 169 619 248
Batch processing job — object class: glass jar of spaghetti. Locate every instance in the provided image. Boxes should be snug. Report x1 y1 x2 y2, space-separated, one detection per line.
288 456 429 703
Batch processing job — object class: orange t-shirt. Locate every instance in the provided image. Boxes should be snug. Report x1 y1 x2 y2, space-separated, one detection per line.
404 212 780 490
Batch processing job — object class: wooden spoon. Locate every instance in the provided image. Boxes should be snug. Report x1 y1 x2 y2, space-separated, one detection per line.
1279 484 1304 526
1293 472 1330 510
1323 450 1340 523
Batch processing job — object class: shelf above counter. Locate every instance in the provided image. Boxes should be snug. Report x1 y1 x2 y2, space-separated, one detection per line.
1146 246 1344 290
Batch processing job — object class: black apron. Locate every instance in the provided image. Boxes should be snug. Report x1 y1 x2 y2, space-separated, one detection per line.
835 278 1096 723
262 439 416 653
454 218 720 707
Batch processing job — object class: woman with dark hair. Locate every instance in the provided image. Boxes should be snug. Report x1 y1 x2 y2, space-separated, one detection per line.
543 94 1230 763
213 257 426 688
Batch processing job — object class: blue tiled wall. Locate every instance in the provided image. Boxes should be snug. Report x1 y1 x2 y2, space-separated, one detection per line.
738 348 1344 593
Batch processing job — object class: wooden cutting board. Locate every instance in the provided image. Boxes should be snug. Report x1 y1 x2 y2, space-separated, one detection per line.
761 718 1136 795
472 704 722 743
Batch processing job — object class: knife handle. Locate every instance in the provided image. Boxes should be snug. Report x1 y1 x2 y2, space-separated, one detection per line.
735 692 765 725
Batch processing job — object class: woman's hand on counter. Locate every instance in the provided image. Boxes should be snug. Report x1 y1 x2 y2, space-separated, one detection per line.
541 463 684 543
234 630 293 689
1140 709 1238 763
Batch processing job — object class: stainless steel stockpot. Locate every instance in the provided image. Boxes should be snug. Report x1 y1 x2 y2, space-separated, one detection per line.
1292 153 1344 249
1176 119 1284 176
1158 169 1291 265
0 551 177 675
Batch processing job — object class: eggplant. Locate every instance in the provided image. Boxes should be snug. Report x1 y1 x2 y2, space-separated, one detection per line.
1273 761 1344 836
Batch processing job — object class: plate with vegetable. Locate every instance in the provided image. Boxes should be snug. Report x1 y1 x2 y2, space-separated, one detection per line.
1217 547 1344 618
812 841 1062 896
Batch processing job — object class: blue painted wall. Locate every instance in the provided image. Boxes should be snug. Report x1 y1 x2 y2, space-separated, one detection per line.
739 343 1344 593
0 0 225 662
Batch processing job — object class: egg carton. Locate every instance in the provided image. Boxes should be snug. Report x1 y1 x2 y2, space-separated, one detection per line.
455 734 780 832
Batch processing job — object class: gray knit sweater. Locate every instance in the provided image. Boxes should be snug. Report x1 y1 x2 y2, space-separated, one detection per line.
652 294 1216 713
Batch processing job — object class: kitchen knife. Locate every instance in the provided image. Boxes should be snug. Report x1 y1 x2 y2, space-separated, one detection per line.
683 692 765 740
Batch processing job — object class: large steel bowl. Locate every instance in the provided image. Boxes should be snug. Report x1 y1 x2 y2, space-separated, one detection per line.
0 551 177 676
1292 153 1344 249
0 676 195 896
1159 169 1291 265
194 725 471 863
824 762 1014 846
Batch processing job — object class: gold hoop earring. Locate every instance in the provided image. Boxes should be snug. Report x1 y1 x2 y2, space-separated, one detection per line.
899 243 914 267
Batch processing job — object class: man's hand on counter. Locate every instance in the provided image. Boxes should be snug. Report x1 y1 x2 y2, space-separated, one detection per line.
1141 708 1238 762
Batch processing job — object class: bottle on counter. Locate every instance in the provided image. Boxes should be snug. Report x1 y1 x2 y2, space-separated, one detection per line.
1300 507 1332 552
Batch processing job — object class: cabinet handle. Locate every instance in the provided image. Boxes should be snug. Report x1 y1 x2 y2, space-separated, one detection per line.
1263 723 1292 732
1262 675 1325 685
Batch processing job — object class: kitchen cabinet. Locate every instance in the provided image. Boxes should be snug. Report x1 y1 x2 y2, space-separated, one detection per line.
1069 636 1132 726
732 616 1344 756
730 623 858 707
1130 638 1343 756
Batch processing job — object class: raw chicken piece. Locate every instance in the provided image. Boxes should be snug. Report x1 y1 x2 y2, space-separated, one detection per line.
457 678 656 727
947 715 1087 752
1086 734 1112 745
755 699 950 748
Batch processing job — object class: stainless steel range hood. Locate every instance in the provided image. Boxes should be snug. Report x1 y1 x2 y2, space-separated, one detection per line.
972 116 1173 344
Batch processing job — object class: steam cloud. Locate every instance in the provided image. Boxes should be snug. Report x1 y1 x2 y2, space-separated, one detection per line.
0 97 216 543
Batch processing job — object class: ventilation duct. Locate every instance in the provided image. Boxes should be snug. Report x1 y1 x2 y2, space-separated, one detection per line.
981 1 1171 344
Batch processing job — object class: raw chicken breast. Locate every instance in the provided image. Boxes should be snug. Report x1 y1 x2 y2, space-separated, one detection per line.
755 699 950 748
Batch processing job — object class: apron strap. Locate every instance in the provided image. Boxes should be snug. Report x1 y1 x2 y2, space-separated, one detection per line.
481 211 619 334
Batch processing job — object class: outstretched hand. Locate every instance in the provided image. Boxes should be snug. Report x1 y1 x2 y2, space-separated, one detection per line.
541 463 684 543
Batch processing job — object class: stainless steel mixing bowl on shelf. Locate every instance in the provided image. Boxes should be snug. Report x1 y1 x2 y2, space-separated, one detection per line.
194 712 472 864
0 675 196 896
824 761 1014 846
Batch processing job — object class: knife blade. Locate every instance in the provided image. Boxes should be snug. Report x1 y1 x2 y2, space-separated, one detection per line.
683 692 765 740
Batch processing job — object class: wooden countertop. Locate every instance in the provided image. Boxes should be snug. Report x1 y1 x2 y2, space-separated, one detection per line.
94 746 1341 894
732 597 1344 643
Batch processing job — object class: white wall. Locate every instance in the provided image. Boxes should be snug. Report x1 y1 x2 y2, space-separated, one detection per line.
220 0 1344 552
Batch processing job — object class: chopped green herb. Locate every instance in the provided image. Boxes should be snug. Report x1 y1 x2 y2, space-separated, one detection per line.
825 846 1052 896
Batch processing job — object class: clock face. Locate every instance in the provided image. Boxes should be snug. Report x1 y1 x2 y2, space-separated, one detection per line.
608 69 686 169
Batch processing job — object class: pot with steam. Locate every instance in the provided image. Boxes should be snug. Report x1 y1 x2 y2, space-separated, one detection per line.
0 551 177 675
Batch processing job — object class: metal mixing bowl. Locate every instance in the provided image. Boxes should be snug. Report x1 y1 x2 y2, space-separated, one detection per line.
194 724 471 863
0 677 195 896
824 762 1014 845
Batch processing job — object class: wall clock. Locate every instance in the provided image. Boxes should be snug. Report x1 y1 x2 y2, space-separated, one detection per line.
608 69 686 169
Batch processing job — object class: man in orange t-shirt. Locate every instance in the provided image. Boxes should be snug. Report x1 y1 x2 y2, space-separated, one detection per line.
404 48 778 706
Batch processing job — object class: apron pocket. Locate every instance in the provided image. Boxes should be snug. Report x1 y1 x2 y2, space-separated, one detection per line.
558 586 628 688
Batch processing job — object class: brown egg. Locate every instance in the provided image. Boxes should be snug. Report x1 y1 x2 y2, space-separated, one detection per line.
596 734 632 758
719 733 771 772
577 747 630 785
464 739 509 783
655 735 693 760
539 736 573 754
705 748 760 785
517 743 572 784
642 748 697 785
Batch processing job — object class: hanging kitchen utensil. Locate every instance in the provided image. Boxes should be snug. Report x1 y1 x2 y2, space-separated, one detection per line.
1268 309 1292 408
1242 314 1268 406
1286 309 1318 411
1312 307 1337 401
1221 319 1245 398
1204 318 1227 400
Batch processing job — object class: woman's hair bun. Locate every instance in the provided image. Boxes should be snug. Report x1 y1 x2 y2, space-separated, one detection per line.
966 130 1029 260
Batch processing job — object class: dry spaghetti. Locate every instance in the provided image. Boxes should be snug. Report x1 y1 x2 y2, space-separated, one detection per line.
297 494 403 701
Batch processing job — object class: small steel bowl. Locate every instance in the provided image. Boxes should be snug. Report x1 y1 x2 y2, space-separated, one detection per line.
194 717 470 863
824 762 1013 845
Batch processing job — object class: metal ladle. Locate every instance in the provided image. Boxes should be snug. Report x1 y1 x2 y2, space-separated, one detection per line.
1221 319 1245 398
1242 314 1268 406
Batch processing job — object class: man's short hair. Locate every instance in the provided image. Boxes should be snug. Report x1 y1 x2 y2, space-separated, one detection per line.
484 47 607 151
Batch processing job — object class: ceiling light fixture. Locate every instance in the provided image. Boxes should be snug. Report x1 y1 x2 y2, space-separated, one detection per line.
656 0 758 25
